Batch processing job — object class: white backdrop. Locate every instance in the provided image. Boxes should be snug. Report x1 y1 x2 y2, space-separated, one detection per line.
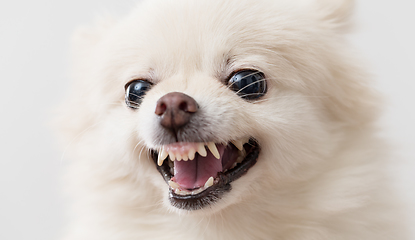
0 1 413 239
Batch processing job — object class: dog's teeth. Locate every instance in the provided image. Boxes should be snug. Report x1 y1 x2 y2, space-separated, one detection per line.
182 154 188 161
168 180 180 189
204 177 214 188
236 156 244 163
207 142 220 159
157 149 169 166
238 147 246 157
176 153 182 161
191 189 202 195
197 143 207 157
168 159 174 168
157 158 163 166
188 148 196 160
175 188 189 195
231 140 244 151
169 152 176 161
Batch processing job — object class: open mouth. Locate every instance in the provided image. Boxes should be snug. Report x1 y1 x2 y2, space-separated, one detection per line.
151 138 260 210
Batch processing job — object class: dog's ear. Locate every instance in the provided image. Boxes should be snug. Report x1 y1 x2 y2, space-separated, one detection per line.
309 0 355 32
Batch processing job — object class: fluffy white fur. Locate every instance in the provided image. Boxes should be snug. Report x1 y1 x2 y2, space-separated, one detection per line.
57 0 409 239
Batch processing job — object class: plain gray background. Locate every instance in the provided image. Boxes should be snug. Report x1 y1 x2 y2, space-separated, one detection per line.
0 1 414 239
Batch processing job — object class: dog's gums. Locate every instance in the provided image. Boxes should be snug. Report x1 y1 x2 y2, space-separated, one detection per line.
152 139 260 210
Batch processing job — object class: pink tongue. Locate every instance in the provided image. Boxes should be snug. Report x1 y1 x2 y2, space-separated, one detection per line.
173 145 226 189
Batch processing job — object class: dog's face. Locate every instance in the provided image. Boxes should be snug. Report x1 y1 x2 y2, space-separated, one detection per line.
62 0 376 214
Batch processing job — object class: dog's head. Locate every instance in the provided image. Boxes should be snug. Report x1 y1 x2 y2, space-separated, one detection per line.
59 0 377 214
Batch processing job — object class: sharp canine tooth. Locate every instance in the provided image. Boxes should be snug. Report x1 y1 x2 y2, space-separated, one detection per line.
157 149 168 166
192 187 204 195
197 143 207 157
168 180 180 189
204 177 214 188
188 149 196 160
207 142 220 159
232 140 244 151
236 156 244 163
169 152 176 161
239 148 246 160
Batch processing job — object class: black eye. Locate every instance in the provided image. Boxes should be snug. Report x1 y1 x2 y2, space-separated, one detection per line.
228 70 267 100
125 80 152 109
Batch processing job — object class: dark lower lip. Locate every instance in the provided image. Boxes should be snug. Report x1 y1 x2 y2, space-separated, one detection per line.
151 139 260 210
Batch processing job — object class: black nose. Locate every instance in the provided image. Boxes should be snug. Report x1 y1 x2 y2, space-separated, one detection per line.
155 92 198 132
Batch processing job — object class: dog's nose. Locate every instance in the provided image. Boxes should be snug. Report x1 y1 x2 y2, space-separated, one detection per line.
155 92 198 131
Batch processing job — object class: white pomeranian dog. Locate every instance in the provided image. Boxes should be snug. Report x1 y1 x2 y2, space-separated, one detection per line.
56 0 409 239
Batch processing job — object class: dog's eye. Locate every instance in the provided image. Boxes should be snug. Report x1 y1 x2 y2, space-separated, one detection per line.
228 70 267 100
125 80 152 109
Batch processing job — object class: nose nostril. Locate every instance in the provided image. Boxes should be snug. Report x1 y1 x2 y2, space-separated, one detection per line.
178 101 188 112
155 102 167 116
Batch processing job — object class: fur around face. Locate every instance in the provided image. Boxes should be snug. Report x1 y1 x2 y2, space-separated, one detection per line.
57 0 409 239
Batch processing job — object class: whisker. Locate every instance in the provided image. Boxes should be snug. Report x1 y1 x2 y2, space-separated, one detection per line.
234 79 267 96
224 70 262 91
133 139 145 155
137 146 144 157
